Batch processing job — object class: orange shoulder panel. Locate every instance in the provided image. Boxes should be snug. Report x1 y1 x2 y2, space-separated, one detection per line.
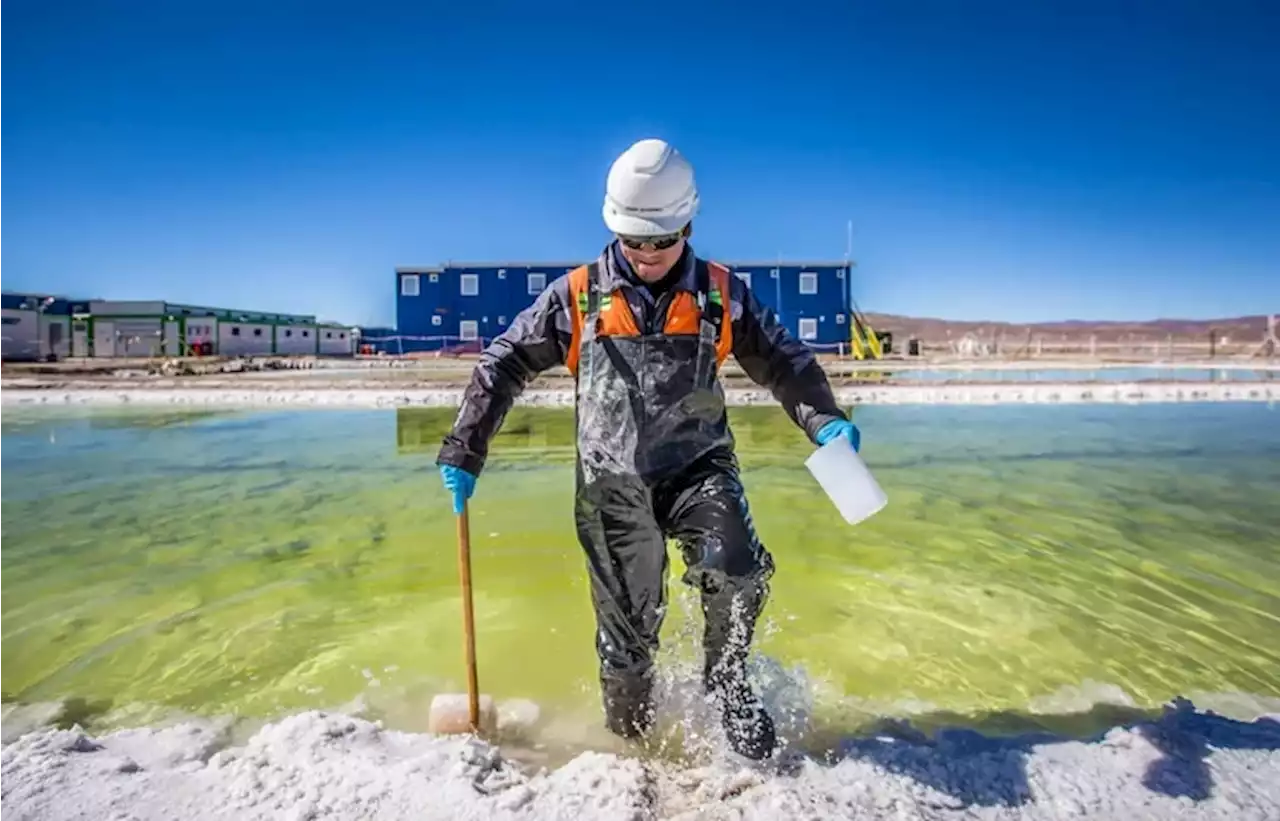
661 262 735 365
564 265 590 376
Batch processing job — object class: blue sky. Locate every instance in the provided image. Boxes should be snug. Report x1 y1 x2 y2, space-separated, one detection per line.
4 0 1277 325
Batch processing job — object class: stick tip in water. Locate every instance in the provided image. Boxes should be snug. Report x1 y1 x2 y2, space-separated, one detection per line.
427 693 499 735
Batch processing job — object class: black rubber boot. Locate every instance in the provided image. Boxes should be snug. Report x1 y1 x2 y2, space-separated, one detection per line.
710 676 778 760
601 668 657 740
700 577 778 760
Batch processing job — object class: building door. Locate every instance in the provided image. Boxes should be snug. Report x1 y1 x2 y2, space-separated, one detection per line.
72 321 90 357
46 321 64 361
164 320 182 356
93 321 116 358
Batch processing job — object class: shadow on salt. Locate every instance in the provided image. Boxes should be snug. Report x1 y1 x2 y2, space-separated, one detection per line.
494 651 1280 811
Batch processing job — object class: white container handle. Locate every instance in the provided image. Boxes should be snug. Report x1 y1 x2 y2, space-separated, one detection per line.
804 436 888 525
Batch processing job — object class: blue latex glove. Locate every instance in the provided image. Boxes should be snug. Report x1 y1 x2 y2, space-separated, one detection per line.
815 419 861 453
439 465 477 515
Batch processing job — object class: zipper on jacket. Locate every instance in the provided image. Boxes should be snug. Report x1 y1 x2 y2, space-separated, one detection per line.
649 289 677 335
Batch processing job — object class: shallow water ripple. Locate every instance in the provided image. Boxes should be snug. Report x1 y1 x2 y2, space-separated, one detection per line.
2 403 1278 747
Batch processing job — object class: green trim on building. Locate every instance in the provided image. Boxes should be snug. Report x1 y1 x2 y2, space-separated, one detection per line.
71 306 352 357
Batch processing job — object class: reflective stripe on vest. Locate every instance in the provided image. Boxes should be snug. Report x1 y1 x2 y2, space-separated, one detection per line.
564 261 733 376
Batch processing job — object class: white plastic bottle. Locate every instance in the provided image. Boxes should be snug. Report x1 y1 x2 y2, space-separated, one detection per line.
804 435 888 525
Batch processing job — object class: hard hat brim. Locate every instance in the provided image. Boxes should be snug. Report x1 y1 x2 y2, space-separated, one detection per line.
603 209 683 237
602 198 698 236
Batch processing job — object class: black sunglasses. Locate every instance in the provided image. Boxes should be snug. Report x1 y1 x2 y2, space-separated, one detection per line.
617 231 684 251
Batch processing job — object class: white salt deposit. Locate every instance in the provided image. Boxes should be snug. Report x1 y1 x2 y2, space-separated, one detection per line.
0 381 1275 408
4 698 1279 820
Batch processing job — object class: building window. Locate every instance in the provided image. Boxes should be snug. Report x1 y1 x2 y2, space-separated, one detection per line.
231 327 241 336
339 333 345 340
735 271 751 288
302 330 310 337
527 273 546 294
253 328 262 337
799 272 818 295
799 318 818 340
460 274 479 296
401 275 420 296
325 331 333 338
459 320 479 341
431 315 442 327
285 329 293 337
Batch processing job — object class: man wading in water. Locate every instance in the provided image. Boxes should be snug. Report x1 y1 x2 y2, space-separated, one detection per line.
436 138 861 760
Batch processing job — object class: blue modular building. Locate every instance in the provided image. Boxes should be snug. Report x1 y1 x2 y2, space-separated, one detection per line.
722 261 853 349
394 260 854 354
394 262 581 354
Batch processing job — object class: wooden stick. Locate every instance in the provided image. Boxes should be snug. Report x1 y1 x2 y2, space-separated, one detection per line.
456 500 481 732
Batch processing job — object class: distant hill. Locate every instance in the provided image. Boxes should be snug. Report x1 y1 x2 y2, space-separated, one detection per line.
859 313 1270 345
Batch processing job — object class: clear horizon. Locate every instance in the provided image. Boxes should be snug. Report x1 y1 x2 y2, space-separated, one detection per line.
4 1 1277 327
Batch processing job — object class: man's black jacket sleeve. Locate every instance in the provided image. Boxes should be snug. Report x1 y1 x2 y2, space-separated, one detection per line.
728 274 847 442
436 275 574 476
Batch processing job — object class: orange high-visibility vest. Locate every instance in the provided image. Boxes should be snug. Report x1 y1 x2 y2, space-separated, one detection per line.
565 262 734 376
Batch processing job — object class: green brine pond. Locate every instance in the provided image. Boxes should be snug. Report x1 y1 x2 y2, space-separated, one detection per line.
3 403 1279 757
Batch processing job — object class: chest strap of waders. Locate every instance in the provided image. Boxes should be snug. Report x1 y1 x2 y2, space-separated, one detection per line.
695 258 725 349
577 261 603 329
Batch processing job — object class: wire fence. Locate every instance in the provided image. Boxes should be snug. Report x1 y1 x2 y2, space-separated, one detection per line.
356 333 856 357
356 332 1278 362
908 334 1274 361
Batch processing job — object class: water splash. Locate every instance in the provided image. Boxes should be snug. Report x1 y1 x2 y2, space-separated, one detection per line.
639 582 820 767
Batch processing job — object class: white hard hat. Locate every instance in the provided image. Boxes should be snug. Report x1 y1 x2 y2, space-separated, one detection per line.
602 139 699 236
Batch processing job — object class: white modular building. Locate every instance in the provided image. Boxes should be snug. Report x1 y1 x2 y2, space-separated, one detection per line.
74 301 354 358
274 321 320 355
317 324 356 355
1 292 73 361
